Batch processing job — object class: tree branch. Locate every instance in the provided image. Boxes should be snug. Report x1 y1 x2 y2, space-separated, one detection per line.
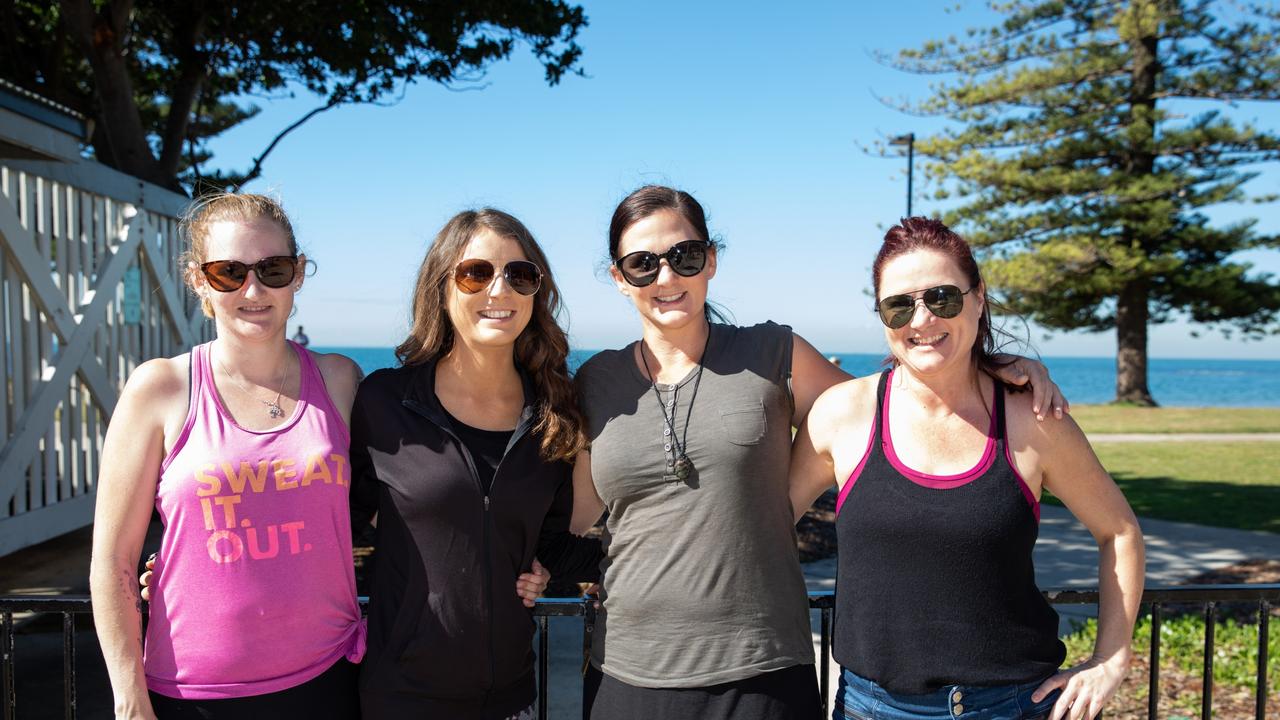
234 98 345 191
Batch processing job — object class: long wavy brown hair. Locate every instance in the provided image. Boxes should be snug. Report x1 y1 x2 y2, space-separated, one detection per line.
395 209 586 462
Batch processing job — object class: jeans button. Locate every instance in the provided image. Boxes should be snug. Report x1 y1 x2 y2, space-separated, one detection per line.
953 703 964 715
952 691 963 703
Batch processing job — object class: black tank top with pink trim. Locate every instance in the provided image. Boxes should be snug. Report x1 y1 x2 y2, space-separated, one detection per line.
833 370 1065 695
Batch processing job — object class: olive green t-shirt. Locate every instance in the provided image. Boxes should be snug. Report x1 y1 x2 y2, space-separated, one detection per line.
576 322 814 688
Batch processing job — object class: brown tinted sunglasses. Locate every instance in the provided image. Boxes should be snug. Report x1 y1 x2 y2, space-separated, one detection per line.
453 259 543 296
200 255 298 292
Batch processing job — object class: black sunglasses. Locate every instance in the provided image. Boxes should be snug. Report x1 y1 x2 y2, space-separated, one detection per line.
614 240 712 287
201 255 298 292
875 284 975 329
453 258 543 296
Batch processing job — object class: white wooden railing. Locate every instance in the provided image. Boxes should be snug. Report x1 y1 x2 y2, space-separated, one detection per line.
0 158 210 556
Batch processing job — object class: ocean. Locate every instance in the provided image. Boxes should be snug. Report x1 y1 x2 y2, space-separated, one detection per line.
315 347 1280 407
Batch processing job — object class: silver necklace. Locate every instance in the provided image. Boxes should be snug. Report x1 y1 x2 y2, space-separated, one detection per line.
216 350 290 418
640 330 710 483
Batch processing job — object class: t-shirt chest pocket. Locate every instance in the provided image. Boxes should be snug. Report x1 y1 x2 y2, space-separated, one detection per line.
719 401 768 445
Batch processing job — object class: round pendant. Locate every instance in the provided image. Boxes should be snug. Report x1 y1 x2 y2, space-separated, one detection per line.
673 455 692 481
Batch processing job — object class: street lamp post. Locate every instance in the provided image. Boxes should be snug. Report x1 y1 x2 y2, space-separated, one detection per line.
889 133 915 217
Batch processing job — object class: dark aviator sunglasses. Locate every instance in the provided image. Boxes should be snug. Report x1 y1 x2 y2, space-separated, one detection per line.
614 240 712 287
875 284 975 329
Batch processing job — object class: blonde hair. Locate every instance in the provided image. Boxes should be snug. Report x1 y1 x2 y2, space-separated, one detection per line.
179 193 298 317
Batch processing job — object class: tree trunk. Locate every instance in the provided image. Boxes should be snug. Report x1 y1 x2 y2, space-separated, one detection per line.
155 11 209 185
60 0 165 185
1115 280 1156 406
1113 2 1161 407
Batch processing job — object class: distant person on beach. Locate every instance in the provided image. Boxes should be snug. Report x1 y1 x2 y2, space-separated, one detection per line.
789 217 1144 720
570 186 1068 720
349 208 603 719
91 194 366 718
292 325 310 347
828 355 841 367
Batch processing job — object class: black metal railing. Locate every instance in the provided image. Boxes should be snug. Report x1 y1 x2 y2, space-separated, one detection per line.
2 585 1276 720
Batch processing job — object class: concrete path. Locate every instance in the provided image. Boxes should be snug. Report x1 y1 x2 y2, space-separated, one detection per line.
1088 432 1280 442
540 505 1280 719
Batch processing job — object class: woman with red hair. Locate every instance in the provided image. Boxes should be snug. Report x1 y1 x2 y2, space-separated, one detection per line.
790 217 1144 720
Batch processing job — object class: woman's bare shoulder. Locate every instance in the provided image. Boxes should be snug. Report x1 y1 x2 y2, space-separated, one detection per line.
811 373 881 425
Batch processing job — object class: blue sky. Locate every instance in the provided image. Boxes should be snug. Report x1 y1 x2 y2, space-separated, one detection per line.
205 1 1280 359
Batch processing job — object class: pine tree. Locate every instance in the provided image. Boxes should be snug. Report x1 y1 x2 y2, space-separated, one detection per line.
889 0 1280 404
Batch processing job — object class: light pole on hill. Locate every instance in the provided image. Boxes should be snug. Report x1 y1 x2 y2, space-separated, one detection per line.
889 133 915 217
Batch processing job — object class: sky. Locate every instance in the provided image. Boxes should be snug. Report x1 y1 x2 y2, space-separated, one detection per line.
204 1 1280 359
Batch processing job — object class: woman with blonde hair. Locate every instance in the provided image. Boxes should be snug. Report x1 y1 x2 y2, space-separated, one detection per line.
91 194 365 718
350 208 602 719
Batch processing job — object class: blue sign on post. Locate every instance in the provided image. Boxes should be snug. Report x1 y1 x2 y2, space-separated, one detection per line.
123 266 141 325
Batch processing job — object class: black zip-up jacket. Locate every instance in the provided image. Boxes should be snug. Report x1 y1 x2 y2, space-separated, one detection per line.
350 359 601 719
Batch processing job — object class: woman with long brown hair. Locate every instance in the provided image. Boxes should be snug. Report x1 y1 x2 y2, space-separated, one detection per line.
350 208 602 719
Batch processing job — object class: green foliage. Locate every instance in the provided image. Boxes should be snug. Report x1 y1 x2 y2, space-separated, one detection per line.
1062 612 1279 716
886 1 1280 402
0 0 587 190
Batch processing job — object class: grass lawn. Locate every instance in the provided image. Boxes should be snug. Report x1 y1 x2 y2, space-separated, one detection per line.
1042 442 1280 533
1071 405 1280 434
1062 613 1279 720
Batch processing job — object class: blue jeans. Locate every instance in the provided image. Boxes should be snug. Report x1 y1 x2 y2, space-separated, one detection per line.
834 667 1062 720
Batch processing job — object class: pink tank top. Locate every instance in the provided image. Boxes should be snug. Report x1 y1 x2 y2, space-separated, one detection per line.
144 341 366 699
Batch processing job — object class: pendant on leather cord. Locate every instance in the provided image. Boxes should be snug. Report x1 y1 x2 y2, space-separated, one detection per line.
643 330 710 485
663 454 694 483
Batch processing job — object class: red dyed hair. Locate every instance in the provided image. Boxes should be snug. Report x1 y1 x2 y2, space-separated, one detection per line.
872 217 1017 378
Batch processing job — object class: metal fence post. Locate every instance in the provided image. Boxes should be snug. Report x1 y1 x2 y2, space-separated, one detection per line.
1149 602 1162 720
62 612 76 720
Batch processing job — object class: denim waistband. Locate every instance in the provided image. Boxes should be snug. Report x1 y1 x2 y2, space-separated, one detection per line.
836 667 1060 720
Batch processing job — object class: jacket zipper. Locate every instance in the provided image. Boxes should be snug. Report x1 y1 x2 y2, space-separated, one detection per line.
403 389 536 711
450 432 496 707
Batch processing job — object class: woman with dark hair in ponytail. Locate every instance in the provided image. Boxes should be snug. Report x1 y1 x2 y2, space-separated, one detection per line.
350 209 603 720
570 188 1068 720
790 217 1143 720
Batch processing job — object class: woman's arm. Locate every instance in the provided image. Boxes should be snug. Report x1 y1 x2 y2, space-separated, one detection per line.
788 415 837 525
789 334 852 428
89 359 184 720
787 378 877 522
790 334 1069 427
535 469 604 585
992 355 1070 421
1023 413 1145 720
569 451 606 535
